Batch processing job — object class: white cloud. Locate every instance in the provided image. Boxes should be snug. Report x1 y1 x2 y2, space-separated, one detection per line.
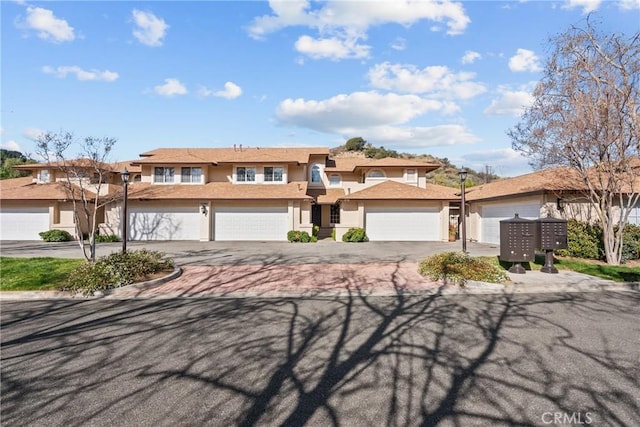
484 86 535 116
1 140 22 152
18 6 75 43
216 82 243 99
619 0 640 9
295 34 370 60
132 9 169 47
364 124 480 148
248 0 470 60
508 48 542 72
390 37 407 51
461 50 481 64
42 65 119 82
154 78 187 96
367 62 486 100
461 148 533 177
277 91 446 132
23 128 46 141
563 0 601 13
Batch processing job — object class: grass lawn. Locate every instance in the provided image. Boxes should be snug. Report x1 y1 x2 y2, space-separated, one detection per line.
0 257 84 291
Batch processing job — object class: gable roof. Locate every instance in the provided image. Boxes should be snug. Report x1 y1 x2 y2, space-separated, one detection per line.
306 188 345 204
0 177 95 201
340 180 458 201
325 157 440 173
127 181 311 200
133 147 330 165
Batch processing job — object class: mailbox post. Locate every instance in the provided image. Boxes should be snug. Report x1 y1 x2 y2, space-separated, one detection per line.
500 214 536 274
536 215 568 274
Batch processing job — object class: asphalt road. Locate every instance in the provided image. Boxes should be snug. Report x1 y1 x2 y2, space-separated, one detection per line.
2 292 638 426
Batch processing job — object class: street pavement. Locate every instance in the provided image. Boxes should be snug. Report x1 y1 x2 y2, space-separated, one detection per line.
0 240 637 299
1 292 639 426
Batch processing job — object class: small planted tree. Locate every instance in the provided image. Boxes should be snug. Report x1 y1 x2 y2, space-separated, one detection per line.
35 131 117 262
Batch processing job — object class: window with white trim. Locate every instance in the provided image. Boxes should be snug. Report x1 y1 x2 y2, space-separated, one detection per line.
38 169 50 183
311 165 322 183
367 169 385 178
405 168 417 182
181 167 202 183
329 174 341 187
154 167 175 183
236 167 256 183
330 204 341 224
264 166 284 182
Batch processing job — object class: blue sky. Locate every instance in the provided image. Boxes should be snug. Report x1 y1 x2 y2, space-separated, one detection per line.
2 0 638 176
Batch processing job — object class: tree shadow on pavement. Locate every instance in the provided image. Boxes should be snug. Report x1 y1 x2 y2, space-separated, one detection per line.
1 287 638 426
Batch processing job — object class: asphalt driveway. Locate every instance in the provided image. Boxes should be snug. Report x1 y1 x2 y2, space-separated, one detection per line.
0 240 499 266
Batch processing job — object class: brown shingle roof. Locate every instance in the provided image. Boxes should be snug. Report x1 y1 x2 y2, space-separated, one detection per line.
340 180 458 201
128 181 311 200
13 159 142 174
325 157 440 172
0 177 94 201
133 147 330 165
306 188 345 204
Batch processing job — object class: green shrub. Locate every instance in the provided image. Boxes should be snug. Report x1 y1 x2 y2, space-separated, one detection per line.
312 225 320 238
555 219 603 260
342 227 369 242
287 230 312 243
621 223 640 262
418 252 509 286
95 233 120 243
61 249 174 295
39 229 73 242
331 228 336 241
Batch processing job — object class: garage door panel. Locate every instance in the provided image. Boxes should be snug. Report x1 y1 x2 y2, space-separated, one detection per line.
365 207 440 241
214 207 288 241
0 207 50 240
129 206 199 240
480 203 540 244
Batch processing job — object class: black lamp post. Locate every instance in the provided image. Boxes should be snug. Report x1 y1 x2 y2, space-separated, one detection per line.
121 168 130 253
458 168 468 253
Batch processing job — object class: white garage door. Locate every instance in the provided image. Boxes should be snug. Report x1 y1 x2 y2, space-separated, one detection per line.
0 207 50 240
365 207 440 241
214 206 288 241
129 205 200 240
480 203 540 244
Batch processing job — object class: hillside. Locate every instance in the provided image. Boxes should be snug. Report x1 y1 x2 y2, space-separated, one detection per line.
330 139 501 188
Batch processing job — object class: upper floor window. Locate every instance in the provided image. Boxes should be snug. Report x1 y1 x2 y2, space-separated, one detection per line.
367 169 385 178
329 174 341 187
264 166 284 182
133 174 142 183
38 169 50 183
154 167 175 183
181 167 202 183
405 169 417 182
236 167 256 183
311 165 322 183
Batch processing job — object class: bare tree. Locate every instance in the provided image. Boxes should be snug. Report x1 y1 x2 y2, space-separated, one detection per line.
36 131 117 262
509 18 640 265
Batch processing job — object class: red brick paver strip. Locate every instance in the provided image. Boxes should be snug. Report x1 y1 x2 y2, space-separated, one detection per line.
108 262 443 298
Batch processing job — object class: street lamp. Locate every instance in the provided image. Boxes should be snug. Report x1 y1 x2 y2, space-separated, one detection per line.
120 168 130 253
458 168 468 253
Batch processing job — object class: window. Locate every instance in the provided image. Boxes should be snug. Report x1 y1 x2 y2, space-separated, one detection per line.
133 174 142 183
38 169 50 183
367 169 385 178
236 167 256 182
264 166 284 182
329 174 341 187
311 165 321 183
181 167 202 183
154 167 175 183
330 204 341 224
405 169 417 182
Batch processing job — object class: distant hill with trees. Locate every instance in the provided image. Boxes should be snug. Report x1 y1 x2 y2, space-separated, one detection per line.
0 149 35 180
332 137 501 188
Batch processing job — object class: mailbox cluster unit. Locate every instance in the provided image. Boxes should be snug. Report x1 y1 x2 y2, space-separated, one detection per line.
499 213 568 274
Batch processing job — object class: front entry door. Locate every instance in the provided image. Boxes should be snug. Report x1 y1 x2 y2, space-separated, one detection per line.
312 204 322 227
